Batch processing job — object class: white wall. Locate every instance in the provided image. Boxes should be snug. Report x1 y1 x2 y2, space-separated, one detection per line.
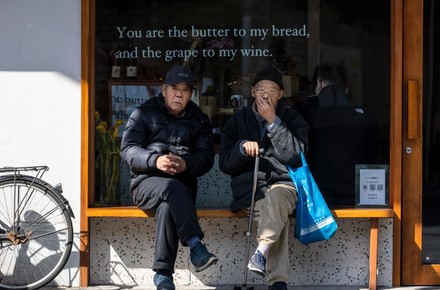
0 0 81 286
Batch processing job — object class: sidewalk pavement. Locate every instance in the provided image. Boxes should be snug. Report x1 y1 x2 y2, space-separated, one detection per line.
41 285 440 290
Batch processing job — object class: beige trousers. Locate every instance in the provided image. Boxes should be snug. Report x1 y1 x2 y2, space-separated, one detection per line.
252 184 297 285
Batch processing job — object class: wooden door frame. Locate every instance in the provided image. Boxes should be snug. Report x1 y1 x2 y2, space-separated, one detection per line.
391 0 403 286
80 0 94 286
401 0 424 284
401 0 440 285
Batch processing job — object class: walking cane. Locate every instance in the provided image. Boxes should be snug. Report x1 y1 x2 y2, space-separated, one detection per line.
234 148 263 290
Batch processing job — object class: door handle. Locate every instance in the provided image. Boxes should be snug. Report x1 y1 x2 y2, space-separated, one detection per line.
408 80 419 139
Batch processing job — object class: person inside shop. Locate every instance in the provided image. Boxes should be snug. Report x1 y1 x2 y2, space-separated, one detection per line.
219 66 309 290
120 65 218 290
294 63 380 207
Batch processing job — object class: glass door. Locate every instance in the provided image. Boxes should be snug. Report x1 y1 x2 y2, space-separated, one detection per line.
402 0 440 285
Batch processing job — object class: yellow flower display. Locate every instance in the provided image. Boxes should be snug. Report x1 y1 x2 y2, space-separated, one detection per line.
95 112 124 205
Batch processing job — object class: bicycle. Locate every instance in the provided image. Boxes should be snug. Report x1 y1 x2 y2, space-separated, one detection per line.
0 166 74 290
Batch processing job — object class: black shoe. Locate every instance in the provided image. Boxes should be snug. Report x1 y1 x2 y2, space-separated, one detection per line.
268 282 287 290
190 241 218 272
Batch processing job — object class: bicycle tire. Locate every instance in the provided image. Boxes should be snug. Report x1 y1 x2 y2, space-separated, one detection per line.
0 175 73 290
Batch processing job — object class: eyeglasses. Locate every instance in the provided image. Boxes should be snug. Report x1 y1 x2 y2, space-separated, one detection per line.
254 88 280 97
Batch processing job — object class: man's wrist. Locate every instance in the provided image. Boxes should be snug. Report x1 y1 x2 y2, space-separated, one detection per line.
267 116 281 131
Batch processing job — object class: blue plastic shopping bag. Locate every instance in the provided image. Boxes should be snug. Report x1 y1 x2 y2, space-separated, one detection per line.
288 151 338 244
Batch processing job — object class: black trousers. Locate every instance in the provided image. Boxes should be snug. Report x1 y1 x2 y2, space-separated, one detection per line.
133 176 204 273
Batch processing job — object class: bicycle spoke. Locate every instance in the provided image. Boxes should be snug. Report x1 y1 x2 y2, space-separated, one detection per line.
0 244 19 282
0 187 13 229
21 207 63 234
29 227 70 241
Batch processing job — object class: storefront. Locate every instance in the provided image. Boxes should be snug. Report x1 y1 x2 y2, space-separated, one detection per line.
80 0 440 287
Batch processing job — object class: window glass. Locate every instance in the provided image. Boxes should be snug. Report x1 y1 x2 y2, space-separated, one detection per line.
422 0 440 264
94 0 390 207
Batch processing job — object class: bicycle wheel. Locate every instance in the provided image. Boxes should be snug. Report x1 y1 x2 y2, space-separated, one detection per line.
0 175 73 290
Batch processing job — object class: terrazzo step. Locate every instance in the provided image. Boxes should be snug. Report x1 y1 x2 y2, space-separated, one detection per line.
40 286 440 290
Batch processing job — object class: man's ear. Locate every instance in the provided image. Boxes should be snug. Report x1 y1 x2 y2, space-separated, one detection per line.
279 89 285 99
250 86 256 98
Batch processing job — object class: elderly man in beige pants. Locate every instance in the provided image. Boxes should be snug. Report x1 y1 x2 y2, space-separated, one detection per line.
219 66 308 290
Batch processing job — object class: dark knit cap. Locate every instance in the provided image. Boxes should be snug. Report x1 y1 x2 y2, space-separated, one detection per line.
251 66 284 89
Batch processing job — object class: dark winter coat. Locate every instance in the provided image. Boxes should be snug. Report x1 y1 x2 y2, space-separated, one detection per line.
219 98 308 212
294 85 380 206
120 95 215 195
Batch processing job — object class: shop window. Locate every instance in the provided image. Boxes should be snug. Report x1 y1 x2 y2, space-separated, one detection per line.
93 0 390 207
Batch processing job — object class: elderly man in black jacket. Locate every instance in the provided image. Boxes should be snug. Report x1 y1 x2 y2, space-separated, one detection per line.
120 65 218 290
219 66 308 290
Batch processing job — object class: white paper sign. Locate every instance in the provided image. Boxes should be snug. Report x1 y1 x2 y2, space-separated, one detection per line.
359 168 386 205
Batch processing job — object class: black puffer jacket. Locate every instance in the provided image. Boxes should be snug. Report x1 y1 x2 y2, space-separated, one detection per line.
120 95 215 194
219 98 308 212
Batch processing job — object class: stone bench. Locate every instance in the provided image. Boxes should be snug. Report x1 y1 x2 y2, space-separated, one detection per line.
85 156 394 290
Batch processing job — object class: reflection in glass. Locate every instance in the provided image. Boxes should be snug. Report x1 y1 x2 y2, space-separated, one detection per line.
94 0 390 207
422 0 440 264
